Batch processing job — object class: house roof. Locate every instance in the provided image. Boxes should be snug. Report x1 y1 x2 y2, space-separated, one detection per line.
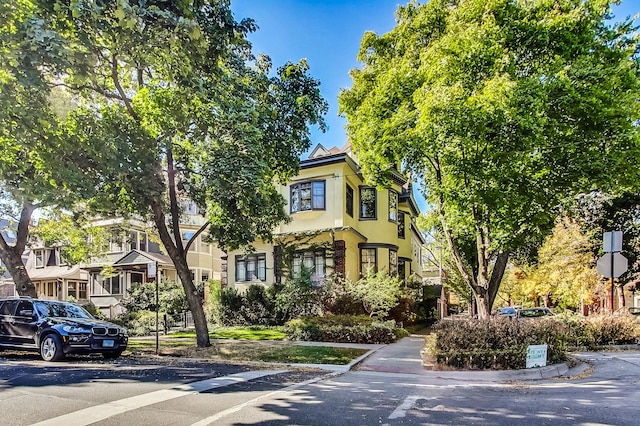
112 249 173 267
29 265 87 281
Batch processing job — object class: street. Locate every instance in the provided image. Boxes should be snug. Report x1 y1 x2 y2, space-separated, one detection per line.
1 350 640 425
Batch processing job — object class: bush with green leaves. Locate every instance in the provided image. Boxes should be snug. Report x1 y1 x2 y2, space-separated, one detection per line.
284 315 406 344
112 310 177 336
425 318 568 370
553 311 640 348
343 270 401 318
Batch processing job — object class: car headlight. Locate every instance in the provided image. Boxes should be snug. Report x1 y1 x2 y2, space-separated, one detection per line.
62 325 91 333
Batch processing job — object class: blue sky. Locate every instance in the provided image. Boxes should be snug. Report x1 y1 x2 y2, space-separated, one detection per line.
230 0 639 211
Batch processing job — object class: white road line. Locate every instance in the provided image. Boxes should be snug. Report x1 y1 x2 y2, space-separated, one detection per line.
190 372 337 426
30 369 288 426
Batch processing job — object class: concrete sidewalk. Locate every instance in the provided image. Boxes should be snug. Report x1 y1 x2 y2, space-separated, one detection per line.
350 334 589 381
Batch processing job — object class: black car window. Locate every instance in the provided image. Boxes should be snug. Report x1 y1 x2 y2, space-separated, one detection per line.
33 301 92 319
15 300 34 316
0 300 17 316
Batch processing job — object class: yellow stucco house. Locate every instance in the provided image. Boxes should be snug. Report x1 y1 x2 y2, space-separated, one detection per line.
224 144 426 290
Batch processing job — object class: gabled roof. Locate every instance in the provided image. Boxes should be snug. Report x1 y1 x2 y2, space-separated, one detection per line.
307 142 352 159
29 265 86 281
112 249 173 267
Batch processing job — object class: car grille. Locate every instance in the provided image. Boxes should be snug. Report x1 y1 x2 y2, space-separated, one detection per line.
92 327 120 336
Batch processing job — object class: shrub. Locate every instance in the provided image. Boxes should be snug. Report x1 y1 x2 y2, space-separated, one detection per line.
425 318 567 370
554 311 640 348
284 315 405 344
114 310 176 336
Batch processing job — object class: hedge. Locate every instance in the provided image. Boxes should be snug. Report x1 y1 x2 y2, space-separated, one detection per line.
284 315 407 344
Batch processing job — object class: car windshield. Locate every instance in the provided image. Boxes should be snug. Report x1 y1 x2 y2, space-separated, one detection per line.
33 301 93 319
520 309 549 317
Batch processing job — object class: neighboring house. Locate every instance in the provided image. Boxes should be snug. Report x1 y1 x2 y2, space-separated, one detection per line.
223 143 426 291
25 206 222 318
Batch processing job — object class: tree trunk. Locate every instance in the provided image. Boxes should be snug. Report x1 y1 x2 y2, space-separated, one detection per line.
618 284 625 309
0 203 36 297
150 200 211 348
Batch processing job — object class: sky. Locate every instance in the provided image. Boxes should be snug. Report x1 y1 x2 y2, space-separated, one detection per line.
230 0 640 211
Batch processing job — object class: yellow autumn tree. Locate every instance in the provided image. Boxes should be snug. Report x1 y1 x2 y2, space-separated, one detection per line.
536 217 599 310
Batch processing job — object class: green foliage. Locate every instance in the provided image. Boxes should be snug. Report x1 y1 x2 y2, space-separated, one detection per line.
340 0 640 317
31 210 110 266
123 279 189 315
343 270 401 318
273 269 323 322
426 318 567 369
554 311 640 348
80 301 106 320
114 310 176 337
284 315 403 344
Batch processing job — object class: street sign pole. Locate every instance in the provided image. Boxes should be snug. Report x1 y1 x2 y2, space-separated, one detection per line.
601 231 625 314
610 256 614 314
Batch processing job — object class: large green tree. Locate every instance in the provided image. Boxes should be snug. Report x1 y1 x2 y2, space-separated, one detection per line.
0 1 92 296
15 0 327 347
340 0 640 318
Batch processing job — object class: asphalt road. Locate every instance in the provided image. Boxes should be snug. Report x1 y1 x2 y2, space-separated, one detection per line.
1 350 640 425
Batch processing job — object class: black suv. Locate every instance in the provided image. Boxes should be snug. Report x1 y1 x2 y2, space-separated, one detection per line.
0 298 128 361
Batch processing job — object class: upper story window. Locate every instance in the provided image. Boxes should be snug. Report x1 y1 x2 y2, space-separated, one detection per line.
200 235 211 254
236 254 267 282
359 187 377 220
291 181 326 213
128 231 148 251
398 211 406 238
389 191 398 222
109 231 125 253
183 200 199 215
346 184 354 217
35 250 44 268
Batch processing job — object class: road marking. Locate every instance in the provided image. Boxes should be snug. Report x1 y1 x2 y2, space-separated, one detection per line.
388 395 439 420
190 372 337 426
30 370 289 426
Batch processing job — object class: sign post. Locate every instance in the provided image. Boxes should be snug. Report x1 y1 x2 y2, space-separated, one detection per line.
148 262 159 354
597 232 627 313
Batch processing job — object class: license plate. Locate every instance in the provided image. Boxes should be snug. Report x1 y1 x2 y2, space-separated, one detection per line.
102 340 115 348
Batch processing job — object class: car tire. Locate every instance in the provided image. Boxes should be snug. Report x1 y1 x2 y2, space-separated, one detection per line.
102 350 123 360
40 334 65 362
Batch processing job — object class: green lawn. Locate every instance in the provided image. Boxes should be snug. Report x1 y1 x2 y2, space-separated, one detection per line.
125 327 368 365
256 346 367 365
169 327 286 341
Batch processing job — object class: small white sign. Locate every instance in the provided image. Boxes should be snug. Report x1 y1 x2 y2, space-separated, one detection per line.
526 344 548 368
148 262 156 279
603 231 623 252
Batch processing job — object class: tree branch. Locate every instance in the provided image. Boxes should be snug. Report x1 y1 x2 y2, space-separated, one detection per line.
111 54 139 121
184 220 210 256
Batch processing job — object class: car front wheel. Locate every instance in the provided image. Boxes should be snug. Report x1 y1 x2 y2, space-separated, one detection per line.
40 334 65 362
